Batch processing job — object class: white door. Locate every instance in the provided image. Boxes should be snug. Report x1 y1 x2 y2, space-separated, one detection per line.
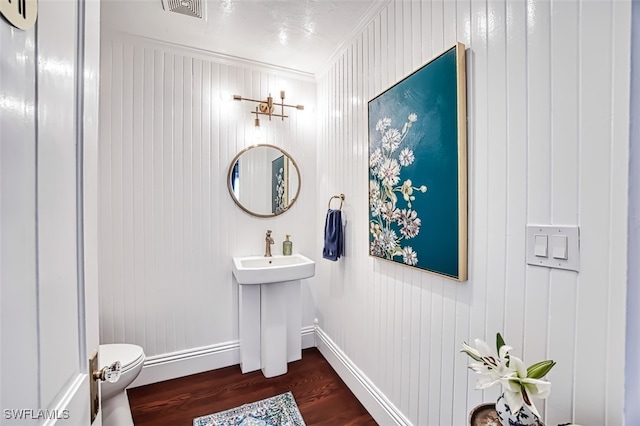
0 0 101 425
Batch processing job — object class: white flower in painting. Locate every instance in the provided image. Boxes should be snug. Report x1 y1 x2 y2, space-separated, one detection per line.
382 128 402 153
377 158 401 187
370 238 385 257
368 111 429 263
376 117 392 132
370 222 382 239
398 148 415 166
274 168 286 212
402 113 418 134
379 229 398 253
370 148 383 169
401 179 414 199
401 246 418 266
400 179 424 208
369 180 381 201
370 181 382 216
381 202 401 223
397 209 421 239
370 198 383 217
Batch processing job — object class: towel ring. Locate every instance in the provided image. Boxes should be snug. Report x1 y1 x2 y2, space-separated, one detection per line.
328 194 345 210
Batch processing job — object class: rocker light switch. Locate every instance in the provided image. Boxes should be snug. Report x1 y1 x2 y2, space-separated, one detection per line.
534 234 548 257
526 225 580 272
552 235 568 260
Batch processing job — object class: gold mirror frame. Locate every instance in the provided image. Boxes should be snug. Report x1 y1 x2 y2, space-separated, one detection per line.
227 144 301 218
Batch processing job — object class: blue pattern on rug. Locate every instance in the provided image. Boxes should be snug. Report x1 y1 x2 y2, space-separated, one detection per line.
193 391 306 426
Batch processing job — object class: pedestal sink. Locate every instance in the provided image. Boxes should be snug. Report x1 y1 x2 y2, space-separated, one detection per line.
232 254 315 285
232 254 315 378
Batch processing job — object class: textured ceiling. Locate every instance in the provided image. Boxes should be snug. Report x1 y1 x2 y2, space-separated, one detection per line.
101 0 387 75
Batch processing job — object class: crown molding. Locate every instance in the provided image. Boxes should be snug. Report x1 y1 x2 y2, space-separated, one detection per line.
102 30 316 83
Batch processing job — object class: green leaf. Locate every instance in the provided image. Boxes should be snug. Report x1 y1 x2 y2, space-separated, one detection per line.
383 184 394 200
527 360 556 379
496 333 506 353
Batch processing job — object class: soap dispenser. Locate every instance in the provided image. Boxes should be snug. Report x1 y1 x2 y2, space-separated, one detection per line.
283 235 293 256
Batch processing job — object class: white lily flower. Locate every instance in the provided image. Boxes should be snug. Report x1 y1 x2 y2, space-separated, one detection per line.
474 338 495 361
501 355 552 418
475 372 503 390
522 377 551 399
510 354 528 377
461 341 483 362
463 338 516 390
498 344 513 360
461 333 556 422
468 361 491 374
472 360 515 389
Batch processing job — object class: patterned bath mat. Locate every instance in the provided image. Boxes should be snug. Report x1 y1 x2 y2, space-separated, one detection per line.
193 391 306 426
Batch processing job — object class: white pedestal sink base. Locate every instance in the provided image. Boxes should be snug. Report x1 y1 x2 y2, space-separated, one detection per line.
261 281 289 377
238 280 302 378
285 283 302 365
239 285 261 374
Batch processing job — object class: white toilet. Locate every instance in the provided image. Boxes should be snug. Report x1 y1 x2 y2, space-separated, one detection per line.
99 343 145 426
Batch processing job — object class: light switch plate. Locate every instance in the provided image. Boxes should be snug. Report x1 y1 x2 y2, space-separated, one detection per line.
526 225 580 272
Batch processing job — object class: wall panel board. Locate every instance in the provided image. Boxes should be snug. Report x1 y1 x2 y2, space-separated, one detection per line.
315 1 630 424
99 34 317 359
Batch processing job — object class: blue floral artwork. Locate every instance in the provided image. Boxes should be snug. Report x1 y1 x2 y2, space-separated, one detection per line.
271 155 287 214
368 43 467 280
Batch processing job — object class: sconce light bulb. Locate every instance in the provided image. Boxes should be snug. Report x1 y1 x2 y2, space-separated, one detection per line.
219 92 231 102
254 125 263 141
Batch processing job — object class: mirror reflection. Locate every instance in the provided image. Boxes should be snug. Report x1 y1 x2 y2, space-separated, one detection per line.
228 144 301 218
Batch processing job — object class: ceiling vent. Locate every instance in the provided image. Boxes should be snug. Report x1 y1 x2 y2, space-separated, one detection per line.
161 0 203 19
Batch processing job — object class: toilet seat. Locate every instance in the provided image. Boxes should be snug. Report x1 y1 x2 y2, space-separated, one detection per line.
99 344 145 372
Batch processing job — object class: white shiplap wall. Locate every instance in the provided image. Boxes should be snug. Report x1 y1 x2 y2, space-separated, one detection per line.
98 33 317 360
315 1 630 425
626 2 640 424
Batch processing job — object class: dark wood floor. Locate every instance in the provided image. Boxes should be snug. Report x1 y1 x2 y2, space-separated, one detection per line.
128 347 377 425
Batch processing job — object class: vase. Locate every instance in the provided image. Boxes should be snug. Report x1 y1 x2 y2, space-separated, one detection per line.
495 393 544 426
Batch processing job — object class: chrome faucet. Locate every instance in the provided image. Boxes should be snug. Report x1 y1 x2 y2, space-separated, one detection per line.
264 230 274 257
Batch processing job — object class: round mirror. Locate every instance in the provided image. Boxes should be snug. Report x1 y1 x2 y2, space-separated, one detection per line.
227 144 301 218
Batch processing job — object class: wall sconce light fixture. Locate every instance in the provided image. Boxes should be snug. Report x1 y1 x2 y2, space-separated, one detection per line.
253 111 263 140
233 91 304 129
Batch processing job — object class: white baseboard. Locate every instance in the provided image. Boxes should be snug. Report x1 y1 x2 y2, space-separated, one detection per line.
130 340 240 388
128 325 407 426
130 327 317 388
315 326 412 426
301 325 316 349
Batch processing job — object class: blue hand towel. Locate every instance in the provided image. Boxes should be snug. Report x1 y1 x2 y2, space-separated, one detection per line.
323 209 343 261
